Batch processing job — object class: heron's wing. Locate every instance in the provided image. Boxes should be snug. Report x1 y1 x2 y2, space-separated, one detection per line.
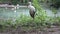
30 10 35 18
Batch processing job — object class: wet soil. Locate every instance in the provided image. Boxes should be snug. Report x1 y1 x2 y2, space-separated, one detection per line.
0 26 60 34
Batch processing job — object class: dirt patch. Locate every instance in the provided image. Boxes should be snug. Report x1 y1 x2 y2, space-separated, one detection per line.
0 26 60 34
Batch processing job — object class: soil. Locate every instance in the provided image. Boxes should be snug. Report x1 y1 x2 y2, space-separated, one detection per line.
0 26 60 34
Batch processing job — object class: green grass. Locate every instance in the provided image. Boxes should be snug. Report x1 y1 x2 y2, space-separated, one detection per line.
0 0 60 31
0 14 60 31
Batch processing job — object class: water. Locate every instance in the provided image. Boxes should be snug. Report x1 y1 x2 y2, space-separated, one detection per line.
0 5 60 20
0 7 29 19
41 3 60 17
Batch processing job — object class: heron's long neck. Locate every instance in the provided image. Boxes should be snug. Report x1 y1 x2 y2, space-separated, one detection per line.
28 3 32 9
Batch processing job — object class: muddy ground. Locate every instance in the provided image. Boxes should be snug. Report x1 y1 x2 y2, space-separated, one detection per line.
0 26 60 34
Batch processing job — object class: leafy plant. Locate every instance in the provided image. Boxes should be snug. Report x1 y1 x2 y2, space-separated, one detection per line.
11 0 20 5
33 0 48 25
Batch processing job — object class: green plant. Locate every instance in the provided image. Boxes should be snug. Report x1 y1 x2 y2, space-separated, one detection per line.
11 0 20 5
33 0 48 26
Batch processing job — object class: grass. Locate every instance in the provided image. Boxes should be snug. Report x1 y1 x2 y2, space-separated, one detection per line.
0 12 60 32
0 12 60 34
0 0 60 32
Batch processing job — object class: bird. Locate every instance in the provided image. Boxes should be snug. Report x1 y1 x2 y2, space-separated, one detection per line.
27 2 36 19
14 6 17 12
16 4 19 9
11 6 17 12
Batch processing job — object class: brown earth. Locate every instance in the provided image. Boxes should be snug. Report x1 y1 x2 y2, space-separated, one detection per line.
0 26 60 34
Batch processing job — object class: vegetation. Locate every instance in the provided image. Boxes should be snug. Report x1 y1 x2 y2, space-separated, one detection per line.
0 0 28 5
0 0 60 32
11 0 20 5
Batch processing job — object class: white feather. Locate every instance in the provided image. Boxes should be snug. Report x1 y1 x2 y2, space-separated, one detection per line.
28 2 35 12
28 5 35 11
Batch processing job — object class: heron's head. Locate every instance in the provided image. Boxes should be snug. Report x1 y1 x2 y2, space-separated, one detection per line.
27 2 32 6
27 2 32 8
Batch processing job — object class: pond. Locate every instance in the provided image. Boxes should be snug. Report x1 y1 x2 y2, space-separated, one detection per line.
0 7 29 19
0 5 60 20
41 3 60 17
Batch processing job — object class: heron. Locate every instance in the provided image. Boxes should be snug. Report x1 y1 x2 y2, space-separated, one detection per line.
27 2 36 19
